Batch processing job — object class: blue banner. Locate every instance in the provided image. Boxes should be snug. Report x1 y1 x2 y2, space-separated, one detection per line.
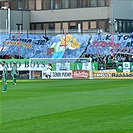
0 33 132 58
86 34 132 55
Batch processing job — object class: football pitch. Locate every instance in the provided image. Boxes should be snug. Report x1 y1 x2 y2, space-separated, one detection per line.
0 79 133 133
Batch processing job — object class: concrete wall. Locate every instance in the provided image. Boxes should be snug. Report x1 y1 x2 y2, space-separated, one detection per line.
30 7 110 23
0 10 8 30
23 11 30 30
0 9 30 31
30 0 132 23
11 10 30 30
113 0 132 20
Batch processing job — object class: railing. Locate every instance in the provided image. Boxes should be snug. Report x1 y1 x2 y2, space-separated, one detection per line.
0 29 103 36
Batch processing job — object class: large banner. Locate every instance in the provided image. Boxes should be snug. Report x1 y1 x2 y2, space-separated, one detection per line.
0 34 90 59
93 70 133 79
0 59 48 71
0 59 98 71
86 34 132 55
0 33 132 59
42 70 89 79
53 62 98 71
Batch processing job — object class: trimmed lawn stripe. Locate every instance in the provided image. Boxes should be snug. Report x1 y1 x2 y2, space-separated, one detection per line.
0 79 132 133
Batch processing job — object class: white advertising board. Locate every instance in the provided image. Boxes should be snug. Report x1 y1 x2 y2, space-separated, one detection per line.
42 71 72 79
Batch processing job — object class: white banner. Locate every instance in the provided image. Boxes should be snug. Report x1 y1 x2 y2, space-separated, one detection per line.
56 62 70 71
82 62 91 70
42 71 72 79
123 62 130 72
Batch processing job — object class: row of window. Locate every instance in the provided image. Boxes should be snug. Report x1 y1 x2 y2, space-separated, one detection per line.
0 0 110 10
30 19 133 33
30 20 110 32
116 20 132 33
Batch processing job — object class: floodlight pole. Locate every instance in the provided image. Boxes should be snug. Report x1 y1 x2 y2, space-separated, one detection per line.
109 19 116 59
7 7 11 38
109 0 117 59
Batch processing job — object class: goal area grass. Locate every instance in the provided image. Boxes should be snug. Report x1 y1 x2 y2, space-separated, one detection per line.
0 79 133 133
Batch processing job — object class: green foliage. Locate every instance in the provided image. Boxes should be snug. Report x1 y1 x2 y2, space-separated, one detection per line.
0 79 132 133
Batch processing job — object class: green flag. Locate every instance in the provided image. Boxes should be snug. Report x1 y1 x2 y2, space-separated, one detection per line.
116 62 123 72
52 63 56 71
74 62 82 70
92 62 98 70
130 62 133 72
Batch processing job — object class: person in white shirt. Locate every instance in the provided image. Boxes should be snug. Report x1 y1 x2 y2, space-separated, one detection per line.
46 63 52 80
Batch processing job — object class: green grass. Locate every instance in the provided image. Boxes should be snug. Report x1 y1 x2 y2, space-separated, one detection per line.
0 79 133 133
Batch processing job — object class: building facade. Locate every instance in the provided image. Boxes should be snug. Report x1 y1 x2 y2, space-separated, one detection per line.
0 0 132 33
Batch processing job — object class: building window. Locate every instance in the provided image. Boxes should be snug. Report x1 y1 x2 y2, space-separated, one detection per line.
42 0 50 10
50 0 54 9
36 0 42 10
24 0 29 10
36 23 42 30
127 21 131 33
43 23 49 30
119 20 122 31
62 0 69 9
54 0 61 9
90 0 97 7
69 22 77 29
10 1 17 9
18 0 24 9
70 0 77 8
62 22 68 32
83 0 90 7
105 20 109 32
0 1 9 8
105 0 109 6
49 23 54 29
78 0 83 7
82 22 88 30
131 21 133 31
55 23 61 32
98 20 105 31
90 21 96 29
123 21 126 32
98 0 105 7
29 0 34 10
30 23 35 30
6 1 9 7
